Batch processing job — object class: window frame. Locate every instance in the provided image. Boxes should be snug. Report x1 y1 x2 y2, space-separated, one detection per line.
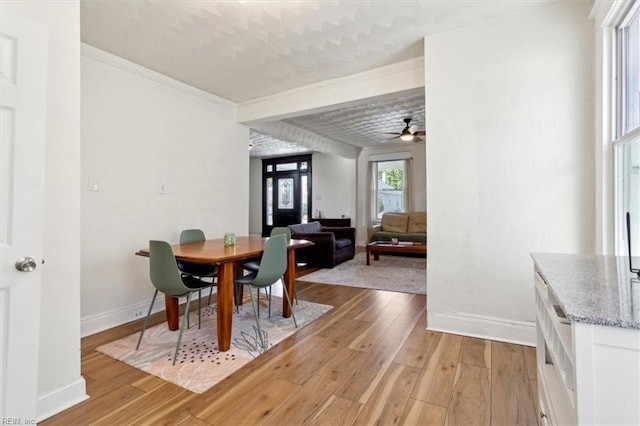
371 159 407 223
613 1 640 255
616 2 640 138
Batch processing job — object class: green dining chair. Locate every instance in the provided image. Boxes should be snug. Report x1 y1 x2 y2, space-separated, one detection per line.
136 240 216 365
179 229 218 304
234 233 296 350
178 229 218 279
241 227 293 316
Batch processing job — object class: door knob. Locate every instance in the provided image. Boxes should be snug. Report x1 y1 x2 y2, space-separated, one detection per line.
15 257 37 272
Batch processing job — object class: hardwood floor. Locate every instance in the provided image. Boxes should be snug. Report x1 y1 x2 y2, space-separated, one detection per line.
42 269 538 425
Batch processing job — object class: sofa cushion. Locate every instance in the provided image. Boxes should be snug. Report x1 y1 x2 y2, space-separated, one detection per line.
381 213 409 233
407 212 426 233
334 238 352 249
288 221 322 234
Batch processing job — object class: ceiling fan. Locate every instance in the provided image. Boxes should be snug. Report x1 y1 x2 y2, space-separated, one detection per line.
383 117 425 143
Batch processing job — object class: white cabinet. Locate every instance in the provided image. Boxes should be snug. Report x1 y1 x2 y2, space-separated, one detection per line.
535 271 576 425
534 269 640 425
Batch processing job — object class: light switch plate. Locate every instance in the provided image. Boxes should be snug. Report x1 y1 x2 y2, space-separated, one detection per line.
88 176 99 192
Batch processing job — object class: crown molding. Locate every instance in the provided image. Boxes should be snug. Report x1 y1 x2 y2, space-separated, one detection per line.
81 43 237 117
590 0 636 28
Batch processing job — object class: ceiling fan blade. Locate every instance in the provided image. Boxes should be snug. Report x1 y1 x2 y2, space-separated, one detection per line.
381 136 400 142
413 136 423 143
383 132 402 136
414 131 426 136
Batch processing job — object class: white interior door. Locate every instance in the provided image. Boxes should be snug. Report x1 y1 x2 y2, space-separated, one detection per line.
0 11 47 419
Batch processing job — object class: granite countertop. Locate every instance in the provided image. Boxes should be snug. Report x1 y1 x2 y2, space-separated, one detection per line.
531 253 640 330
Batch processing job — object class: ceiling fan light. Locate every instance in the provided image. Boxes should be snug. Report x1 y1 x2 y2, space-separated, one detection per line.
400 134 414 142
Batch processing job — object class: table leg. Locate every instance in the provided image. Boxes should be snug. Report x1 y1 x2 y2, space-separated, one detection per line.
366 246 370 265
216 262 234 351
373 250 380 261
164 295 179 331
282 249 295 318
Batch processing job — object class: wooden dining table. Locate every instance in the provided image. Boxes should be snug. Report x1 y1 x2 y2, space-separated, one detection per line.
136 235 313 351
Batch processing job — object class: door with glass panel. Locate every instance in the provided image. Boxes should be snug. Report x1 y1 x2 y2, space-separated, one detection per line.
262 155 311 236
273 172 300 227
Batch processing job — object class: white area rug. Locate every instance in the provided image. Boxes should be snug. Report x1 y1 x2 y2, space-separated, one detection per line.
96 297 332 394
299 252 426 294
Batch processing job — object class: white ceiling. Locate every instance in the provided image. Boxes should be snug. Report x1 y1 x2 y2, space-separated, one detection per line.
81 0 551 157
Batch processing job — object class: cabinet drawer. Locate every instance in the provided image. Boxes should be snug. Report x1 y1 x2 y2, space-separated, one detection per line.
538 363 576 426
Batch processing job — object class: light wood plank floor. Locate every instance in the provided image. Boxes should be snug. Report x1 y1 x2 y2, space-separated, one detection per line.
42 268 538 425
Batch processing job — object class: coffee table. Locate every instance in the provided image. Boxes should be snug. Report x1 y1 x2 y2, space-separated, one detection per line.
366 241 426 265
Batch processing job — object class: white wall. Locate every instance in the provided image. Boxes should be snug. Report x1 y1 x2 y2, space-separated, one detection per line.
249 157 263 235
425 2 594 345
81 47 250 335
248 153 356 235
356 142 427 245
2 1 87 420
312 152 356 220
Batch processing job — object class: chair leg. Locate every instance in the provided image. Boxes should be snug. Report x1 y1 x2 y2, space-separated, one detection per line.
234 282 246 313
173 292 193 365
186 295 191 329
256 288 260 318
207 276 217 306
198 289 202 329
233 282 240 313
258 288 269 317
282 282 297 328
247 286 266 350
136 289 159 350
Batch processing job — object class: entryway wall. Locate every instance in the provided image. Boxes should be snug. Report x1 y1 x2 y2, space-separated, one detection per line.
248 152 356 235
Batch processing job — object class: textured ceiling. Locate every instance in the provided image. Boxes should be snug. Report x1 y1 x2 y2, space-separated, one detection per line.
249 89 425 157
81 0 551 157
285 90 425 147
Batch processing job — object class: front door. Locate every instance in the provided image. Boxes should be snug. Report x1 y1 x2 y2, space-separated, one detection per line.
262 155 311 236
273 172 300 227
0 11 47 419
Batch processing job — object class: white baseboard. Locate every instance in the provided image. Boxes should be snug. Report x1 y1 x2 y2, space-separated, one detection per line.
427 310 536 346
81 290 217 337
37 376 88 422
81 298 163 337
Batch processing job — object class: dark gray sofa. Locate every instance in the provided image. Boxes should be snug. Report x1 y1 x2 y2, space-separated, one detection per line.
288 221 355 268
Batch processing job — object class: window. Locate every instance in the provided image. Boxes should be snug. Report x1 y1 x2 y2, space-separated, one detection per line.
266 177 273 226
618 4 640 137
276 162 298 171
615 3 640 256
372 160 406 220
614 133 640 257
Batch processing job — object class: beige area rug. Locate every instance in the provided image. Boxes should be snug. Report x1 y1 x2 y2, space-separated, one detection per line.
299 252 426 294
96 297 332 394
